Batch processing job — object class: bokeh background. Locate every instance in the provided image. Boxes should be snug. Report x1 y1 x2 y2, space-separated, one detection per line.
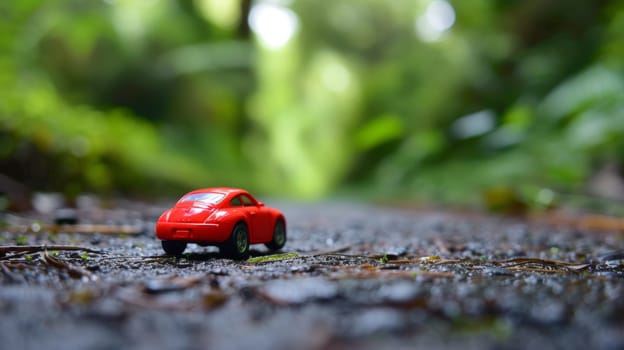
1 0 624 210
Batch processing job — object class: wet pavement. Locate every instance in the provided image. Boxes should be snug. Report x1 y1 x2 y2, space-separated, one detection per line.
1 200 623 350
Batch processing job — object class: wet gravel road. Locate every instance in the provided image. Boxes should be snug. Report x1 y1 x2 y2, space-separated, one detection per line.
1 200 623 350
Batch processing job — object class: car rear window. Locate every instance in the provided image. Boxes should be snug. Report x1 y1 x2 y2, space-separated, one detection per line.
179 193 225 205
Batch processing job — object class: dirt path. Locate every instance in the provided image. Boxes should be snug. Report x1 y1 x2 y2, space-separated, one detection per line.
1 201 623 349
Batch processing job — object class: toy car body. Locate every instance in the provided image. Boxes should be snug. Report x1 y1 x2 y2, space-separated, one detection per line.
155 187 286 259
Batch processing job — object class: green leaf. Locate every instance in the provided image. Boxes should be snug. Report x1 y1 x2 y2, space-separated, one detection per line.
355 114 404 150
247 252 299 263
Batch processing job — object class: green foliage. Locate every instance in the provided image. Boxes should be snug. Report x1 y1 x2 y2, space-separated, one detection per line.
0 0 248 196
0 0 623 205
0 78 211 194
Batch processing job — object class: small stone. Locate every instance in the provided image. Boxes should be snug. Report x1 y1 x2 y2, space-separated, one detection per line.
55 208 78 225
262 278 338 304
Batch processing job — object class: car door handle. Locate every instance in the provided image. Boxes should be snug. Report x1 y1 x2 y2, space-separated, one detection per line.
250 212 256 216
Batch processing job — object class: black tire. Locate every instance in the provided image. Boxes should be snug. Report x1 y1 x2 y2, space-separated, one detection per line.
222 222 249 259
162 240 187 256
265 219 286 251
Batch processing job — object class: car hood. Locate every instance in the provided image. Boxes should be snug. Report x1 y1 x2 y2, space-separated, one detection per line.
168 204 216 223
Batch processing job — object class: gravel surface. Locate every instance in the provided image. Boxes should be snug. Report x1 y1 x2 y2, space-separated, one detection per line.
1 199 623 350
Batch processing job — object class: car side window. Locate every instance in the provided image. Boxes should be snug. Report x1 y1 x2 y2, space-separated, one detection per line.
241 195 255 206
230 196 242 206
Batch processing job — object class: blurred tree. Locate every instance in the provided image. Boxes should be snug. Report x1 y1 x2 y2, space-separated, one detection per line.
0 0 255 196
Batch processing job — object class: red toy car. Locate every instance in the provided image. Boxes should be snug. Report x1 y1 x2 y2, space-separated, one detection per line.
155 187 286 259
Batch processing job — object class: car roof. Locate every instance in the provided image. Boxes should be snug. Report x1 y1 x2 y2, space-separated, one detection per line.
187 187 248 197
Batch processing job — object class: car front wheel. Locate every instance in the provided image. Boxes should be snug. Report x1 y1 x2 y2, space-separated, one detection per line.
222 222 249 259
265 219 286 251
162 240 187 256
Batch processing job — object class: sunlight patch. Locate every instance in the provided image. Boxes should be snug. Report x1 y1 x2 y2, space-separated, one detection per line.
249 2 299 50
415 0 456 42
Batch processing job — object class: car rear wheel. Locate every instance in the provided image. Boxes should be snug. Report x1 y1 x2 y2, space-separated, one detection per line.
265 219 286 251
162 240 187 256
222 222 249 259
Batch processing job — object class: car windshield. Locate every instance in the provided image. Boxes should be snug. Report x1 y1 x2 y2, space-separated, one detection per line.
178 192 225 205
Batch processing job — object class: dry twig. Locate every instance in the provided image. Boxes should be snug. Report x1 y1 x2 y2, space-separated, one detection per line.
42 251 98 281
0 245 100 257
2 224 142 235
